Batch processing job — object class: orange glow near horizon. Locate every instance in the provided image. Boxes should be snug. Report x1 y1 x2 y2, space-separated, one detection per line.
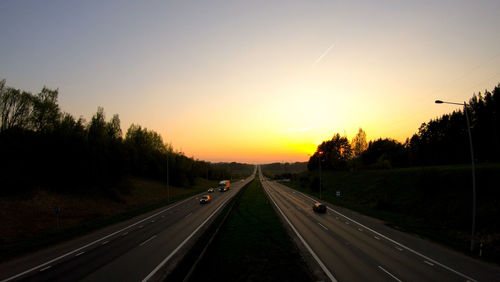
3 2 499 164
149 74 454 164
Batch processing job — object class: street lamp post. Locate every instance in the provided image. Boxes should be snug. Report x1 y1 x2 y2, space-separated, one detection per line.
435 99 477 252
166 152 170 203
318 151 323 200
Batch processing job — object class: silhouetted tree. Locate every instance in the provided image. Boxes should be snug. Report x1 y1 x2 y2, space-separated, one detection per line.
0 79 33 132
351 128 368 158
361 138 407 168
31 87 60 132
406 83 500 165
308 133 352 171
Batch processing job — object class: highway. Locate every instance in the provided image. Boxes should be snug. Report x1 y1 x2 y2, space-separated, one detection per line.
258 166 500 282
0 174 254 282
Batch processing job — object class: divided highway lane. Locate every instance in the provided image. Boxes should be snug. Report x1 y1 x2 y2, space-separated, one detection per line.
0 175 254 282
258 167 500 282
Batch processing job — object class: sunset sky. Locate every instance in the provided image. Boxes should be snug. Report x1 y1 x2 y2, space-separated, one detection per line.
2 1 500 163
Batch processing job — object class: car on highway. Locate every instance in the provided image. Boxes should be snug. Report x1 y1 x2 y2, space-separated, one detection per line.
200 195 211 204
313 202 326 213
207 188 215 193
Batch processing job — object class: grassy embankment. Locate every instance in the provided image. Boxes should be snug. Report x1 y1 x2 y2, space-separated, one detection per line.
0 176 217 262
276 163 500 262
187 176 313 281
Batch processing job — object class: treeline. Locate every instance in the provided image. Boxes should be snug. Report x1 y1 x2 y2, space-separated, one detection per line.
261 162 308 180
211 162 255 180
0 79 253 195
308 83 500 171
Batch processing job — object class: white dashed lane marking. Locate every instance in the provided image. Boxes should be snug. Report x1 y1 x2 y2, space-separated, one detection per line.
318 223 329 230
140 235 157 247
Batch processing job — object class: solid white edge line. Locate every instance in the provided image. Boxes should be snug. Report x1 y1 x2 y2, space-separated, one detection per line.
424 260 435 266
142 177 253 282
1 194 198 282
291 187 478 282
378 265 402 282
262 181 337 282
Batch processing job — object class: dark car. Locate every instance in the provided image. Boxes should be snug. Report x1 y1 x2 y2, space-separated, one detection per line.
207 188 215 193
313 202 326 213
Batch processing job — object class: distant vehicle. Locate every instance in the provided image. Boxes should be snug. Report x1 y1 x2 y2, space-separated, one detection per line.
313 202 326 213
200 195 211 204
219 180 230 192
208 188 215 193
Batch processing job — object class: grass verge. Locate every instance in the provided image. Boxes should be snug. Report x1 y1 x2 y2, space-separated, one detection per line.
184 175 313 282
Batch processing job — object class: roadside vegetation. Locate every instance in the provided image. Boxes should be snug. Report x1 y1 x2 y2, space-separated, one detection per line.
282 164 500 262
264 83 500 262
0 78 254 261
0 78 254 197
187 176 313 282
261 161 307 179
0 176 217 262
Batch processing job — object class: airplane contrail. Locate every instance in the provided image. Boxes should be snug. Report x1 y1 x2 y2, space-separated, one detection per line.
312 41 336 66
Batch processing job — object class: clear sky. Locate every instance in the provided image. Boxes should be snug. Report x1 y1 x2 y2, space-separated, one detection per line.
1 1 500 164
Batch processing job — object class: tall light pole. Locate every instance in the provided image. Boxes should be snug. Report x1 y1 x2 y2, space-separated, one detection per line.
435 99 477 252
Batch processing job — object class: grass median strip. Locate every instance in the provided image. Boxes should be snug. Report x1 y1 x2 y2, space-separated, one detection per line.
187 176 313 282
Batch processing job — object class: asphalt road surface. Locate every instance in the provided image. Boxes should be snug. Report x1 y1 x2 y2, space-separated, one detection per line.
0 174 254 282
258 166 500 282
